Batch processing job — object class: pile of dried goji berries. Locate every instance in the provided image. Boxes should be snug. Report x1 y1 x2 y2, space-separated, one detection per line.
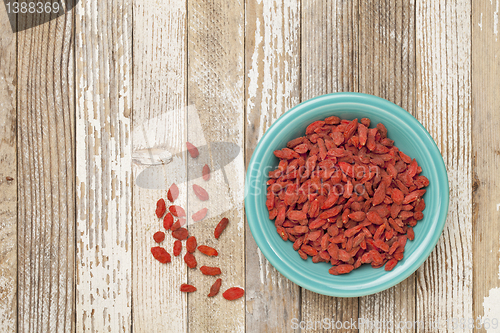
265 117 429 275
151 141 244 300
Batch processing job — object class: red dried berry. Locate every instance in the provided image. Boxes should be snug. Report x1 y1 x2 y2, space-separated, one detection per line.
208 278 222 297
184 252 197 268
186 141 199 158
180 284 197 293
169 205 186 217
266 116 429 275
222 287 244 300
172 227 189 240
200 266 222 276
192 208 208 222
167 183 179 202
153 231 165 243
186 236 197 253
385 258 398 271
171 220 181 231
197 245 218 256
151 247 171 264
214 217 229 239
193 184 209 201
173 240 182 256
163 213 174 230
156 199 166 218
202 164 211 181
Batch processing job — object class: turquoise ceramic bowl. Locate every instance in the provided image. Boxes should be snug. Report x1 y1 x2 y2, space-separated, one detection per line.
245 92 449 297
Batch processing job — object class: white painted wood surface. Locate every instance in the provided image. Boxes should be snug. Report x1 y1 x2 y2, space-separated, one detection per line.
16 2 76 332
472 0 500 331
0 4 16 332
1 0 496 331
187 0 246 331
245 0 301 331
75 0 133 331
416 0 473 331
131 0 188 331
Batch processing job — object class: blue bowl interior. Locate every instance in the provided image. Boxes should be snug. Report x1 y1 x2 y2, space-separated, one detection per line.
245 92 449 297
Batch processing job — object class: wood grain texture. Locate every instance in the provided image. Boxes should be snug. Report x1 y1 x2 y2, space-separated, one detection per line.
17 1 75 332
358 1 416 332
415 0 472 331
0 3 16 331
187 0 245 331
300 1 359 331
245 0 301 331
472 0 500 329
75 0 133 331
131 0 188 331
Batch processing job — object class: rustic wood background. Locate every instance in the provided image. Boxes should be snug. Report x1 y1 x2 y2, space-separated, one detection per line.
0 0 499 332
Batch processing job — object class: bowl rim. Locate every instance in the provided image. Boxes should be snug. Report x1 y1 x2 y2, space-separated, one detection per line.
245 92 449 297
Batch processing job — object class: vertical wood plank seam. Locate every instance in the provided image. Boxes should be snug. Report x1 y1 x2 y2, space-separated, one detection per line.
130 0 134 330
73 0 77 330
357 0 361 325
16 7 19 333
467 0 474 325
243 0 247 330
298 1 303 330
413 0 418 329
185 1 190 333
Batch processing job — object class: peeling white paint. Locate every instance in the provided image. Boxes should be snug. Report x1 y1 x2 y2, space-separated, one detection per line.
481 236 500 332
257 248 265 284
495 0 499 38
479 13 483 30
482 288 500 332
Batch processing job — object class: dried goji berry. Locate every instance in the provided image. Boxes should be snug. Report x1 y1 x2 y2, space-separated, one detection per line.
266 116 429 275
184 252 197 268
163 213 174 230
186 236 197 253
173 240 182 256
180 284 197 292
167 183 179 202
202 164 211 181
186 141 199 158
153 231 165 243
172 227 189 240
156 198 166 218
385 258 398 271
200 266 222 276
169 205 186 217
171 220 181 231
222 287 244 300
151 247 171 264
197 245 218 256
214 217 229 239
192 208 208 222
208 278 222 297
193 184 209 201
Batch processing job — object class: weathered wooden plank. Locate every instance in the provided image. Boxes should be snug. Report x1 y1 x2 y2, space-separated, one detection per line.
472 0 500 330
131 0 188 331
358 1 416 332
300 1 359 331
245 0 301 331
75 0 133 331
415 0 472 331
17 1 76 332
186 0 245 331
0 3 17 331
